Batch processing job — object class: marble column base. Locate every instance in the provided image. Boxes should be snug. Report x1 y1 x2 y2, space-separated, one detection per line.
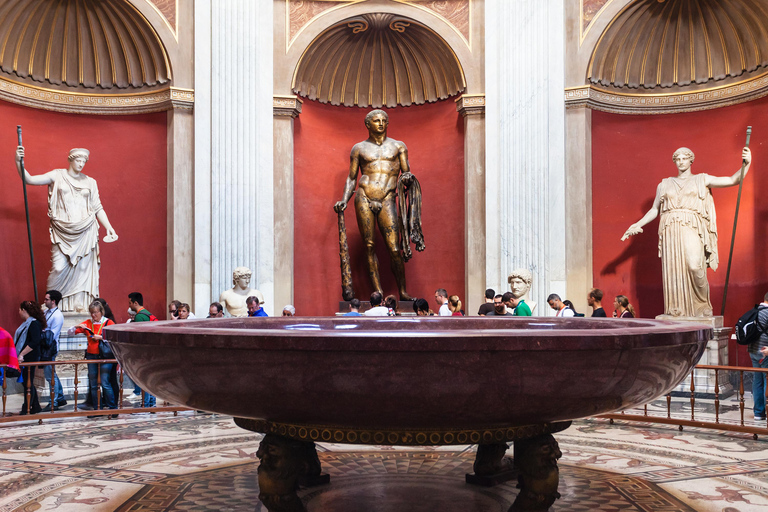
660 316 734 398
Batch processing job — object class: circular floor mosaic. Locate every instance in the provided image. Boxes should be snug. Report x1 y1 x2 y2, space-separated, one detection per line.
0 414 767 511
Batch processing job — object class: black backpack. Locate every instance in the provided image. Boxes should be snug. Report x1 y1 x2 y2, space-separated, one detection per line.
40 329 58 361
735 305 768 345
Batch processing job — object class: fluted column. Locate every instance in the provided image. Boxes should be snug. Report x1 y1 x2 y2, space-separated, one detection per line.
485 0 566 313
194 0 275 315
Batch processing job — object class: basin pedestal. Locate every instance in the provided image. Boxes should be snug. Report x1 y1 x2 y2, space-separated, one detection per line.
236 417 571 512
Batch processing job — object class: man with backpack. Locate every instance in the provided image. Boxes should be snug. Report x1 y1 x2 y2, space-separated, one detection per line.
42 290 66 411
128 292 157 408
743 293 768 421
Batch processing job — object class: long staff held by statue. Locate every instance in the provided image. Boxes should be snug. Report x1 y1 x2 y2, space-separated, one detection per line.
720 126 752 316
337 209 355 301
17 126 38 303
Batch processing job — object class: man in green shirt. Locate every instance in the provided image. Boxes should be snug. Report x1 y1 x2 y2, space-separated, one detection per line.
509 295 532 316
128 292 156 407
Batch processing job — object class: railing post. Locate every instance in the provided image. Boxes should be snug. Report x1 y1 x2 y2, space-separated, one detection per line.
118 365 124 409
48 363 55 412
2 366 7 416
96 361 102 410
24 365 31 414
73 363 79 409
714 369 720 424
666 393 671 419
739 370 745 426
689 369 695 422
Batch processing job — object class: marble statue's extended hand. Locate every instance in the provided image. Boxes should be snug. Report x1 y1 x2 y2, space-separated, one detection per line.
334 201 347 213
742 147 752 165
621 225 642 241
15 145 24 162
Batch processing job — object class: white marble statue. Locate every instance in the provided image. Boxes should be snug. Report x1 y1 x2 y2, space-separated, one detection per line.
16 146 118 313
219 266 265 317
508 268 537 314
621 146 752 317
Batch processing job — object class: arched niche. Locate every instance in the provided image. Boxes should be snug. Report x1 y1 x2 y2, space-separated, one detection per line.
0 0 191 114
276 1 483 98
272 0 486 315
569 0 768 114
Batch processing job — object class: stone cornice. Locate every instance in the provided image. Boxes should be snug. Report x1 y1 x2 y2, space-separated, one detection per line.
273 95 303 118
456 94 485 117
565 75 768 115
0 75 194 115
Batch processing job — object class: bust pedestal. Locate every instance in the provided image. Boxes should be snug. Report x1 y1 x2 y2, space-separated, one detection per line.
657 315 733 398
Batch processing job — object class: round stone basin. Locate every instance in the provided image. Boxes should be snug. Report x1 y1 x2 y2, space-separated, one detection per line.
105 317 709 430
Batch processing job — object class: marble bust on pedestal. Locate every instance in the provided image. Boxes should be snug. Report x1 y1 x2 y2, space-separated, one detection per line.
219 267 265 317
508 269 537 314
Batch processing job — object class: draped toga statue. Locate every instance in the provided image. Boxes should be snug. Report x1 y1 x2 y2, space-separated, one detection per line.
16 146 118 313
333 110 425 300
621 146 752 317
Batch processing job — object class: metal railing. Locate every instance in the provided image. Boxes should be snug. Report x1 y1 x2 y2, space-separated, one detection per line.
598 364 768 438
1 360 190 423
2 362 766 436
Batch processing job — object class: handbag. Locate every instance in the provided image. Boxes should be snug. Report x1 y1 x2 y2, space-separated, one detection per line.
99 339 114 358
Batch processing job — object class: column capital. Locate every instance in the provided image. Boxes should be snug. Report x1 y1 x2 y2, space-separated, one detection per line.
456 94 485 117
273 95 303 118
170 87 195 110
564 86 590 110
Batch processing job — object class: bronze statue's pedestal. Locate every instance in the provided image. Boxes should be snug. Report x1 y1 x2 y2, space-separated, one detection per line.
658 315 733 398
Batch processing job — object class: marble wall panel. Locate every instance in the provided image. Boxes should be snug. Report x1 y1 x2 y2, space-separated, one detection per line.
194 0 275 315
485 0 567 312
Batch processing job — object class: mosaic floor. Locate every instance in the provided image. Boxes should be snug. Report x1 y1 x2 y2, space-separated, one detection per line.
0 412 767 511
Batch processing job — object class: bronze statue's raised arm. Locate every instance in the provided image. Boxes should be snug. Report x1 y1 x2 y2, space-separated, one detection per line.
334 146 360 213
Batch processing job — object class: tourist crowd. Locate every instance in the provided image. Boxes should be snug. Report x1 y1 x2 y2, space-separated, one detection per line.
2 286 767 420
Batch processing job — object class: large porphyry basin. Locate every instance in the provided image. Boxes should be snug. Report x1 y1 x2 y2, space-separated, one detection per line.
105 317 709 430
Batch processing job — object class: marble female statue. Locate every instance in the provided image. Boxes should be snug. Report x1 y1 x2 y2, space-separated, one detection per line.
621 147 752 317
15 146 118 313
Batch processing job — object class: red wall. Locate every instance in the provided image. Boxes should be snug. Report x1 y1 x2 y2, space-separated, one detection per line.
592 97 768 365
294 99 465 316
0 101 168 332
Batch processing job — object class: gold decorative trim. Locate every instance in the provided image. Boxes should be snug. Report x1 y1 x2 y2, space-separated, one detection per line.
234 417 572 446
565 74 768 114
0 75 192 114
455 93 485 116
273 94 303 118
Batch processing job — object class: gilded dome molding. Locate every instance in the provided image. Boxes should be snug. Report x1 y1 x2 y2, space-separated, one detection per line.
292 12 466 108
580 0 768 113
0 0 180 114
